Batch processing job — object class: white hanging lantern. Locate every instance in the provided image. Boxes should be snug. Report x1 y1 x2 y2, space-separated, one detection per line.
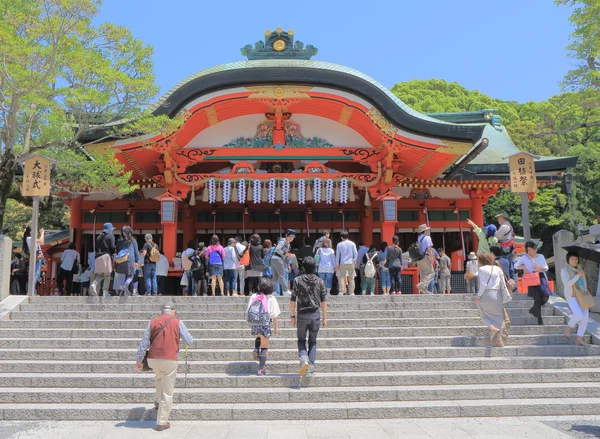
325 179 334 204
268 178 276 204
238 178 246 204
282 178 290 204
208 178 216 204
298 179 306 204
340 178 349 204
253 180 262 204
223 179 232 204
313 178 322 203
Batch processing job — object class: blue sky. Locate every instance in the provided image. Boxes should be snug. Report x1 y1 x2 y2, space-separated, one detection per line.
97 0 574 104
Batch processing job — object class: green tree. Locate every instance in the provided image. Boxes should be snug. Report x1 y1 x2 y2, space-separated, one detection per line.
0 0 174 227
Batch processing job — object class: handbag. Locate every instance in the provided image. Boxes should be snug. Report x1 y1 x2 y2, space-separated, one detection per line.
240 248 250 266
522 272 540 288
499 269 512 304
142 316 175 372
573 288 596 309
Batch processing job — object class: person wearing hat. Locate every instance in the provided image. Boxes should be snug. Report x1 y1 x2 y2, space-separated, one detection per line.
495 213 517 287
90 222 116 297
467 219 498 255
416 224 435 294
272 230 296 296
465 251 479 294
136 304 194 431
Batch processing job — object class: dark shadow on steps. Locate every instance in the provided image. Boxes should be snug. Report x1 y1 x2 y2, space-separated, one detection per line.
115 420 157 429
569 424 600 437
121 406 157 422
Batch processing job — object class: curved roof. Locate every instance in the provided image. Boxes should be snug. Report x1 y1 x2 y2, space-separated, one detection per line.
151 59 485 143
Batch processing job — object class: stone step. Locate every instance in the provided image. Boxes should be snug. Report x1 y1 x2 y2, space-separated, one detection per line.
2 368 599 388
0 315 566 329
2 382 600 404
0 331 584 349
0 398 598 420
0 344 596 362
29 295 489 303
0 325 569 339
9 308 556 320
2 356 600 374
19 299 536 312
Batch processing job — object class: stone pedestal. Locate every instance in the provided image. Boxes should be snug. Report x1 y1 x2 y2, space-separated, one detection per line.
552 230 574 298
0 236 13 302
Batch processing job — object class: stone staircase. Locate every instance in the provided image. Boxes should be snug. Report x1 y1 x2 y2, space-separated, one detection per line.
0 294 599 420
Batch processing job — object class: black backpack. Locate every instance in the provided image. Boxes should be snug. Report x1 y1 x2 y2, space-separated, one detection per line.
408 235 426 262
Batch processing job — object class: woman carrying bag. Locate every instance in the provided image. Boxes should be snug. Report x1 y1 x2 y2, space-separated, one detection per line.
515 241 550 325
562 251 595 345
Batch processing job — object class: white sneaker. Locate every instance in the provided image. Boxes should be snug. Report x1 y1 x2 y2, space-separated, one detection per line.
283 290 292 297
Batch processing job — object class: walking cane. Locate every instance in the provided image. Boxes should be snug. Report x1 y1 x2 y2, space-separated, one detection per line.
184 344 189 388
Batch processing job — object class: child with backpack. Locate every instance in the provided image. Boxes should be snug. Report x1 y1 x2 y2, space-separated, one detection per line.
361 246 380 295
247 278 280 376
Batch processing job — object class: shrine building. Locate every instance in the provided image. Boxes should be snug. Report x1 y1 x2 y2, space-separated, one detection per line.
64 28 576 286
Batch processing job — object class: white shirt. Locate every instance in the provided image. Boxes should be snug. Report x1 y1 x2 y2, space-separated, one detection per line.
224 246 238 270
477 265 505 297
515 253 548 276
79 269 91 283
317 248 336 273
466 260 479 275
560 267 587 301
156 255 169 277
336 240 358 266
60 249 79 271
419 234 433 253
246 294 282 319
235 242 246 269
26 237 41 254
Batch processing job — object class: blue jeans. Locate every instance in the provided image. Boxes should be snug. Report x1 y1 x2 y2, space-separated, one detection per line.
184 270 195 295
297 312 321 365
318 272 333 290
504 252 517 286
143 263 158 295
223 269 236 295
379 267 391 289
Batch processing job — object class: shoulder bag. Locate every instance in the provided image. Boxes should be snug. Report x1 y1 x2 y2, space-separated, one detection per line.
142 316 175 372
522 255 541 287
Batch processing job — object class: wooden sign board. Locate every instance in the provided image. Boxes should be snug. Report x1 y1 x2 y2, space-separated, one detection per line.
509 153 537 193
21 156 52 197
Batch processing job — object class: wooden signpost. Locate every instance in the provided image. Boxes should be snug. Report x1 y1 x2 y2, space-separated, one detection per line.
506 152 539 243
19 155 54 296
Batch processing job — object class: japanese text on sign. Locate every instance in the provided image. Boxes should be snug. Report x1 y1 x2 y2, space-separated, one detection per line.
509 153 537 193
21 156 51 197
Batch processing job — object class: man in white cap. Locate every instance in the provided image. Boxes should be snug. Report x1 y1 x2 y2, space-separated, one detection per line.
416 224 435 294
495 213 517 286
272 229 296 296
136 305 194 431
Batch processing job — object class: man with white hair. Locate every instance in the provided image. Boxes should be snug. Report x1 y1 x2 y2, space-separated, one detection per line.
136 305 194 431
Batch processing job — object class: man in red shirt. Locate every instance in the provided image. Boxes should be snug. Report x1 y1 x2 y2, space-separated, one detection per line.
136 305 194 431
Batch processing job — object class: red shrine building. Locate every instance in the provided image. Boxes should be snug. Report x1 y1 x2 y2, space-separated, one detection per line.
63 28 575 286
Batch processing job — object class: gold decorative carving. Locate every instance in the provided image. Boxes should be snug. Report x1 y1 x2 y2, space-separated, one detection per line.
273 39 286 51
288 29 294 35
265 29 271 36
438 140 473 156
276 27 283 34
338 106 353 125
366 108 397 137
246 85 312 100
205 107 218 126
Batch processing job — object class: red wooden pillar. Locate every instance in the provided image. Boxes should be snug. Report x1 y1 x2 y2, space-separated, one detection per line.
69 196 83 252
471 194 485 251
162 223 177 262
183 205 195 248
360 205 374 245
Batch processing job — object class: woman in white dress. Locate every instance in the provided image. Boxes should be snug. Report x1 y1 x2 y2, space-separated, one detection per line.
475 253 507 347
561 251 590 345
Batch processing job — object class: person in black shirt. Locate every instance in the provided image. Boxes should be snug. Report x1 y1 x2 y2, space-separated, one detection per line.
295 237 314 270
290 256 328 377
90 223 116 297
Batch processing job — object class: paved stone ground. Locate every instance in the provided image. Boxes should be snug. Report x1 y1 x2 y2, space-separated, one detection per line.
2 417 600 438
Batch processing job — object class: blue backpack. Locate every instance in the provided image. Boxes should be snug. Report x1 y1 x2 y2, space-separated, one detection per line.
263 247 276 267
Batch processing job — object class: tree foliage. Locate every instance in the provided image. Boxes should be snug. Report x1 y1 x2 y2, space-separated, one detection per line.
0 0 166 229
